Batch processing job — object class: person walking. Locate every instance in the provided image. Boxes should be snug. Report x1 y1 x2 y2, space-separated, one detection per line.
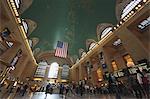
142 69 150 99
136 69 145 96
127 74 143 99
108 73 121 99
22 84 28 96
45 83 51 96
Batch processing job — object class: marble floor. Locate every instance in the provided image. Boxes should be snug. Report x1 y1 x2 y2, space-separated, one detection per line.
1 92 143 99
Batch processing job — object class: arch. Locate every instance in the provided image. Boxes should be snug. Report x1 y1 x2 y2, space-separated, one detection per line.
48 62 59 78
86 39 96 51
96 23 113 41
81 52 86 58
89 42 96 50
18 0 33 14
25 19 37 36
31 37 39 48
36 50 73 66
22 19 28 34
101 27 113 39
116 0 142 21
79 48 86 58
28 39 32 47
121 0 142 19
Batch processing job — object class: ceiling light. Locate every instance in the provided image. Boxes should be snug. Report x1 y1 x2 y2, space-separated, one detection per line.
11 2 15 6
143 0 147 2
113 27 117 30
127 15 130 18
17 18 21 23
129 13 132 16
120 21 123 24
131 11 134 14
138 5 141 7
10 0 14 3
109 31 113 33
135 7 138 10
117 24 119 27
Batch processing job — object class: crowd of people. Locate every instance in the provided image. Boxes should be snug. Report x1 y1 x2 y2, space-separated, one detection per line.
44 68 150 99
0 68 149 99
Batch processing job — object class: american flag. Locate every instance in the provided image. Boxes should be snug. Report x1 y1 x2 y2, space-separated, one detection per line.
55 41 68 58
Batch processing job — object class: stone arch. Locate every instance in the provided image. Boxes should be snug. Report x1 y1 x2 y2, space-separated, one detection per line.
18 0 33 14
96 23 113 41
86 39 97 51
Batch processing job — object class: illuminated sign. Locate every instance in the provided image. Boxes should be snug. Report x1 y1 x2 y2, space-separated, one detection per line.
138 16 150 30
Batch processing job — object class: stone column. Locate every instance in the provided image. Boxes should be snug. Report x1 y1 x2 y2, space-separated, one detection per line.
114 53 127 69
11 54 29 78
103 47 113 72
20 61 37 81
75 67 79 82
116 28 148 64
0 41 21 63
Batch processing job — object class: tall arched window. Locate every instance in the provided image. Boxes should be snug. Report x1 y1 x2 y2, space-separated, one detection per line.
14 0 21 9
81 52 86 58
28 39 32 47
89 42 96 50
100 27 112 39
48 62 59 78
121 0 142 19
22 19 28 34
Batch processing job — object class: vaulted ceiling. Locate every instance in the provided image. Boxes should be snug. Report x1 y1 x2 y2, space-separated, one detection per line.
22 0 117 57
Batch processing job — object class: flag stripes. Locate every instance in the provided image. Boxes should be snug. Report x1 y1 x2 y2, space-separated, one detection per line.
55 41 68 58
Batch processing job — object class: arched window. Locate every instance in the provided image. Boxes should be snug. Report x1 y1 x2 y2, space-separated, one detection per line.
22 19 28 34
81 52 86 58
89 42 96 50
113 39 122 46
35 61 48 77
48 62 59 78
100 27 112 39
28 39 32 47
121 0 142 19
76 58 79 63
14 0 21 9
138 16 150 30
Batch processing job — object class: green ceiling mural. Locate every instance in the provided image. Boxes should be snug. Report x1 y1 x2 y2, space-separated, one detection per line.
22 0 117 57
